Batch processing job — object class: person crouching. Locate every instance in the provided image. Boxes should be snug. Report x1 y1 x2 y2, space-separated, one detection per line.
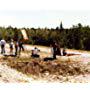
31 47 40 58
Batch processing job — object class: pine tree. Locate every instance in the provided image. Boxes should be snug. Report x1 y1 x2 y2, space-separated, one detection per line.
60 21 64 31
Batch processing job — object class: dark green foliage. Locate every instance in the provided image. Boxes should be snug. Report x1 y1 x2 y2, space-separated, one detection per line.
0 23 90 50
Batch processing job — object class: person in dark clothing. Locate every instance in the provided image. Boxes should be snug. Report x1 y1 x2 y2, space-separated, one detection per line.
52 42 58 59
56 44 61 56
15 41 19 56
18 40 24 55
44 43 57 61
62 48 67 56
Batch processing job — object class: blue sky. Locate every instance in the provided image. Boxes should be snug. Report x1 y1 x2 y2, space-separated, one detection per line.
0 0 90 28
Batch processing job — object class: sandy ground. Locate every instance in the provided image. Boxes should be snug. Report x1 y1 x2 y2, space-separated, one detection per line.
0 44 90 83
0 61 31 83
24 44 90 64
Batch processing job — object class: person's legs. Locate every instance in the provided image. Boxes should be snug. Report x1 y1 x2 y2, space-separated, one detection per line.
21 46 24 51
44 57 54 61
10 48 13 55
19 47 21 55
1 45 5 54
3 46 5 54
1 45 3 54
35 54 39 57
31 54 39 58
15 47 18 56
53 53 56 59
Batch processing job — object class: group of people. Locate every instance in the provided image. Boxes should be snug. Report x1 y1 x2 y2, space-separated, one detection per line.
44 42 67 61
0 38 67 59
31 41 67 61
0 39 24 56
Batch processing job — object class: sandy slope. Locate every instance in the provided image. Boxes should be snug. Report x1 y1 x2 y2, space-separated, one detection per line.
0 61 32 83
0 44 90 83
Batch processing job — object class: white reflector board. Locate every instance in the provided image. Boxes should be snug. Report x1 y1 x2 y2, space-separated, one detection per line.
21 29 28 40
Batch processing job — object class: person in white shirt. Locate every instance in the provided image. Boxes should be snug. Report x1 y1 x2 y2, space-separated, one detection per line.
31 47 40 58
0 39 6 54
44 44 56 61
9 39 14 55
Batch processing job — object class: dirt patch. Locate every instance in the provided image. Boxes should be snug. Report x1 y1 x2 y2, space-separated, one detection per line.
0 44 90 83
5 57 90 82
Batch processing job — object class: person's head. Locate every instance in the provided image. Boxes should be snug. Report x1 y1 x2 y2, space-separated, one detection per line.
34 47 37 49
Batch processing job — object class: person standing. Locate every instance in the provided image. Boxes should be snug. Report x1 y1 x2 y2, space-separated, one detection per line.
52 44 57 59
15 40 19 56
0 39 6 54
55 43 61 56
18 39 24 55
9 39 14 55
44 44 57 61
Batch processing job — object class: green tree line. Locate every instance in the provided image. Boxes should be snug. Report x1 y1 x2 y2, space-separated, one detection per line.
0 23 90 50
